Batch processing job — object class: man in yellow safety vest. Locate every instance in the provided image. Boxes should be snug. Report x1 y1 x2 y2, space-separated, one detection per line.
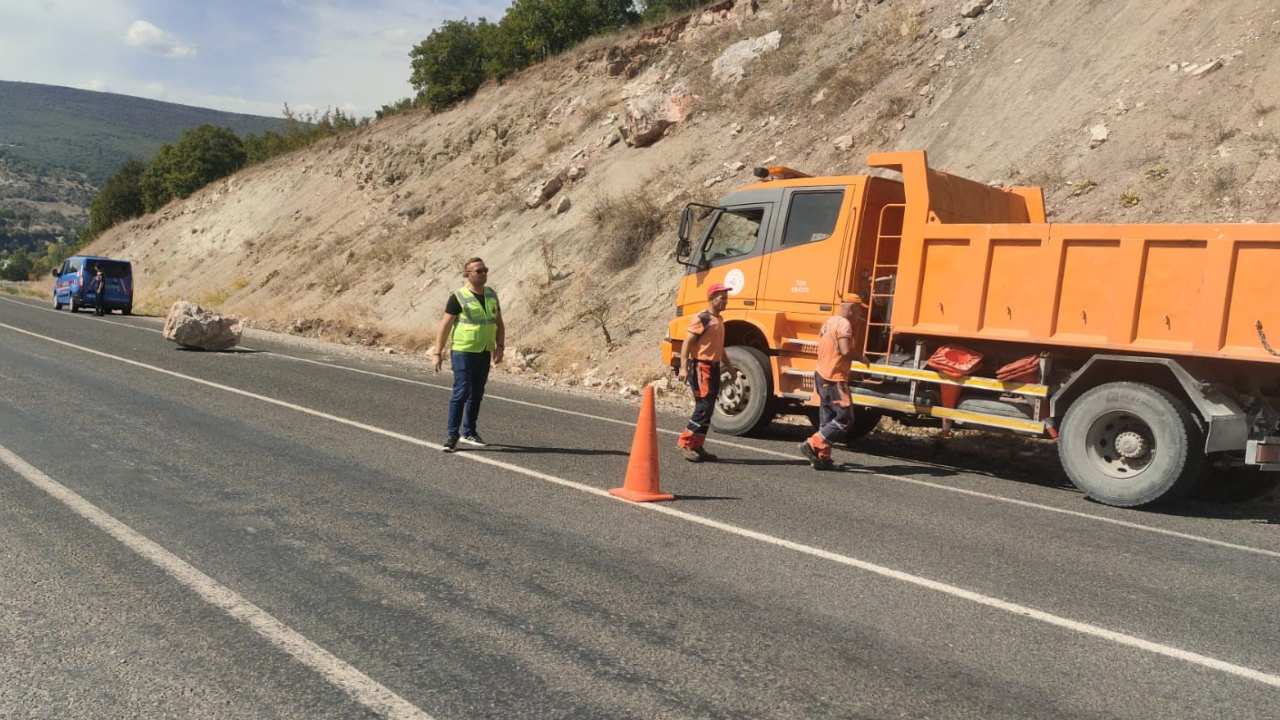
434 257 505 452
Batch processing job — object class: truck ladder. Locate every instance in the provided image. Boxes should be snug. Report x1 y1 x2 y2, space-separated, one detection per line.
863 203 904 362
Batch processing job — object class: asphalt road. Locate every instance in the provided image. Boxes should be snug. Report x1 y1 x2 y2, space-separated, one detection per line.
1 293 1277 719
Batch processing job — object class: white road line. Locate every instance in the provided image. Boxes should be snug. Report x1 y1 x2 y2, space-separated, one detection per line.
3 319 1279 689
3 295 1277 561
0 444 434 720
250 342 1280 562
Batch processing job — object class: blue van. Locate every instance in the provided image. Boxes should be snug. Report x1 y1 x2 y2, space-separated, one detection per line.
52 255 133 314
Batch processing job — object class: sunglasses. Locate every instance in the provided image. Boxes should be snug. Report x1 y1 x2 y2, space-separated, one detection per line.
470 268 489 274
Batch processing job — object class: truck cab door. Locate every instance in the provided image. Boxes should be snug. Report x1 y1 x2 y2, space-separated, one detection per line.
679 203 773 311
758 188 853 311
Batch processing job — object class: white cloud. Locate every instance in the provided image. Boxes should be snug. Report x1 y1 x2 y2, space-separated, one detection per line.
124 19 196 58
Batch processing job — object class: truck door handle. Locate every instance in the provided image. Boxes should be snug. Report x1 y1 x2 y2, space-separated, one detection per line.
819 304 832 311
743 300 755 306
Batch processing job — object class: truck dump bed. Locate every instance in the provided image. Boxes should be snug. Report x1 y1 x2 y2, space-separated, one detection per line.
870 151 1280 364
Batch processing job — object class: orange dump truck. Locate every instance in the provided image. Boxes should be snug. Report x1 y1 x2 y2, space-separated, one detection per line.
661 150 1280 507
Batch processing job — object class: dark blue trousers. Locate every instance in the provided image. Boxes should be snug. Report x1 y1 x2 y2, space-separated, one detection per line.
448 350 491 439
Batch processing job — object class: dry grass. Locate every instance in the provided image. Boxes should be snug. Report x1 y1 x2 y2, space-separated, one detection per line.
543 129 571 156
814 6 913 114
1068 179 1098 198
1119 190 1141 207
0 280 49 299
1025 165 1066 193
199 287 232 308
1210 119 1239 144
1143 165 1170 181
589 191 665 272
1209 166 1238 200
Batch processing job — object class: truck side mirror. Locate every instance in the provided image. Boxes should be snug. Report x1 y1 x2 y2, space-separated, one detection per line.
677 206 691 244
50 267 60 277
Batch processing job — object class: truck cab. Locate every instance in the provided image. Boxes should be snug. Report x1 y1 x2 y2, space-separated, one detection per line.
664 167 906 435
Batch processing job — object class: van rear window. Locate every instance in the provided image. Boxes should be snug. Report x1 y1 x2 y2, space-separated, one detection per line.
86 261 131 278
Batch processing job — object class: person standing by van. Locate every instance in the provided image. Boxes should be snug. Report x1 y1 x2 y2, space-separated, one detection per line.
676 283 733 462
91 267 107 316
433 257 504 453
799 299 867 469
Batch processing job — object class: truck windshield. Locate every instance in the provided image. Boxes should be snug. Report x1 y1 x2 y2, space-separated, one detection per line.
702 207 764 262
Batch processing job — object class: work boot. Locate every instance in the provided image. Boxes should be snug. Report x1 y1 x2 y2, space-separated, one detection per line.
799 441 832 470
694 446 718 462
681 446 703 463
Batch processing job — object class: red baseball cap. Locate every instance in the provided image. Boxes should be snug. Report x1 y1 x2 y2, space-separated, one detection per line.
706 282 730 298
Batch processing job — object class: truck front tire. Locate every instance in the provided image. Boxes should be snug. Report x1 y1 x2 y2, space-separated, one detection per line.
1058 381 1204 507
712 345 776 436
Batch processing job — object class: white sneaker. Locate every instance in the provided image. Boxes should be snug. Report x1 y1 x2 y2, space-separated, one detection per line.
460 433 487 447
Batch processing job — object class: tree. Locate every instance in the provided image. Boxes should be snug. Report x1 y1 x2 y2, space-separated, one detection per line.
140 125 246 212
1 248 33 281
502 0 635 61
86 159 145 238
639 0 706 19
409 20 489 111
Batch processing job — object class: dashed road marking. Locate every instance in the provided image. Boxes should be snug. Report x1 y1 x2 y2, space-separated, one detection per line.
3 318 1279 689
4 294 1278 560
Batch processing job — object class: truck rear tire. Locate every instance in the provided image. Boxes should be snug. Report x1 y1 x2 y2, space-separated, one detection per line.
807 406 883 442
1058 381 1204 507
712 345 776 436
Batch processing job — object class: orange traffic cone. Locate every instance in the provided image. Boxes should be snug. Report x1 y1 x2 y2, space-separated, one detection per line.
609 384 675 503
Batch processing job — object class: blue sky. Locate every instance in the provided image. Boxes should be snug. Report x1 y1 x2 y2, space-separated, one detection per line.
0 0 509 118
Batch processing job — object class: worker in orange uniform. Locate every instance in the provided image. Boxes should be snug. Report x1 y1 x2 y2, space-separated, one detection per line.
800 298 867 470
676 283 734 462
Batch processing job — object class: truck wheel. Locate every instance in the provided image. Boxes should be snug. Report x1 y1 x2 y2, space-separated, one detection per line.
845 408 883 442
68 299 78 313
1058 381 1204 507
54 296 63 310
122 306 132 316
712 345 776 436
808 406 884 442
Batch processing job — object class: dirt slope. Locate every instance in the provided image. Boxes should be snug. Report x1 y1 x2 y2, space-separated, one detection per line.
89 0 1280 391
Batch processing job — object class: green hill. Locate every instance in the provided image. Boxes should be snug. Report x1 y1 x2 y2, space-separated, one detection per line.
0 80 289 254
0 80 287 185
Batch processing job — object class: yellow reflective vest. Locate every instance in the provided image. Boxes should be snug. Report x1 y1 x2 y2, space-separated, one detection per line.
451 286 500 352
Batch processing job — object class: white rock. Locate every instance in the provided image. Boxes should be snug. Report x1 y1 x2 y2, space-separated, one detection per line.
939 24 965 40
1191 59 1223 77
162 301 243 351
711 31 783 84
960 0 992 19
833 134 854 151
1088 122 1110 148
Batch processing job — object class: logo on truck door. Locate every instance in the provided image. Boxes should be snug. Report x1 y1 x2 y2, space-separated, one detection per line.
724 268 745 296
